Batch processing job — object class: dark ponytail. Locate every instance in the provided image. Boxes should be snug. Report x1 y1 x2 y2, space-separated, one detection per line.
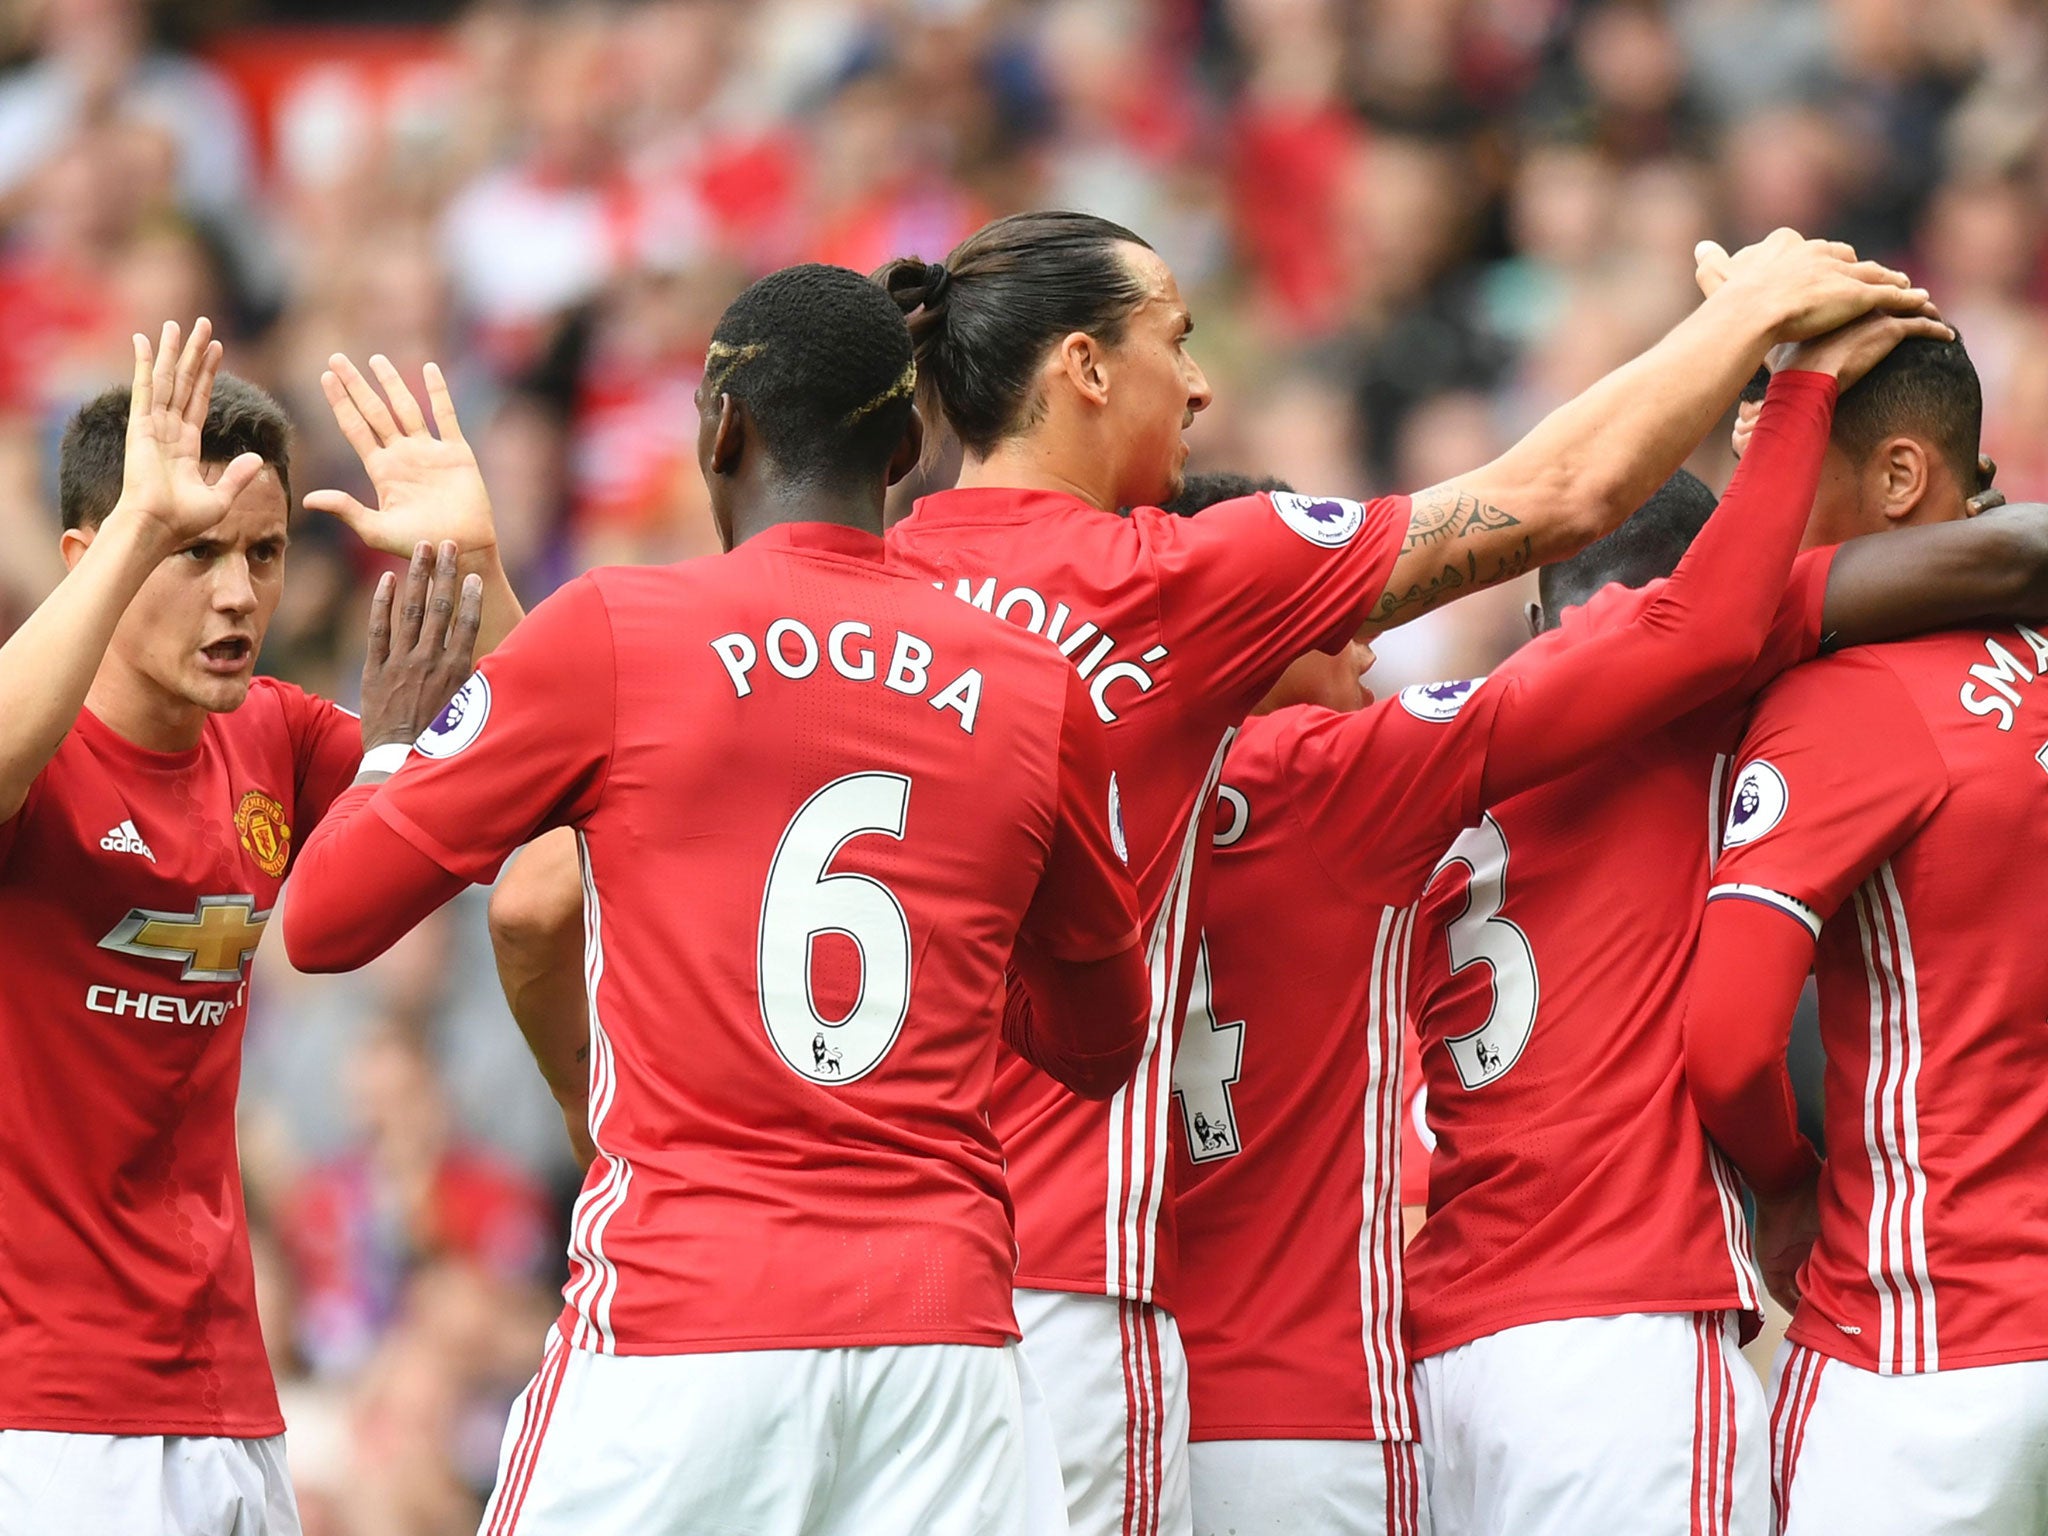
874 210 1153 461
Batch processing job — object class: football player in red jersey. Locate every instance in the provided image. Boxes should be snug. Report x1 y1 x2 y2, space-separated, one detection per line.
1403 321 2048 1535
1165 304 2034 1536
283 265 1152 1536
480 222 1939 1536
1686 335 2048 1535
867 217 1939 1536
0 320 520 1535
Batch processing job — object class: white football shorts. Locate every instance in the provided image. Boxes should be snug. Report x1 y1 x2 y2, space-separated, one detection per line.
1412 1309 1766 1536
0 1429 299 1536
1014 1287 1192 1536
1772 1341 2048 1534
1189 1436 1428 1536
477 1328 1067 1536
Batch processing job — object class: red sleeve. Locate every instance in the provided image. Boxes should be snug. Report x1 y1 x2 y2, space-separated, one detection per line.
1149 491 1408 724
1684 896 1823 1196
1008 664 1150 1097
281 782 472 971
368 575 616 885
277 683 365 842
1017 663 1144 963
1708 652 1948 927
1471 370 1839 805
1271 687 1506 908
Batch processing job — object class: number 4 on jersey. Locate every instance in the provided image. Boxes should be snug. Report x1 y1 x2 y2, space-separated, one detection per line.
1173 939 1245 1161
1431 814 1539 1091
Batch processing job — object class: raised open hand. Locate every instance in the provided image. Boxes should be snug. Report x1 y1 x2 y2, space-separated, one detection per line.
306 354 498 560
1695 230 1933 345
115 318 267 547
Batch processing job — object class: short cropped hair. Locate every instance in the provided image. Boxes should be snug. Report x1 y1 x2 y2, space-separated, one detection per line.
706 263 917 486
1537 468 1719 627
60 373 293 531
1159 471 1295 517
1831 334 1982 492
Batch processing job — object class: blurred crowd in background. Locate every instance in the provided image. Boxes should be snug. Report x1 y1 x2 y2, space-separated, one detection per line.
5 0 2048 1529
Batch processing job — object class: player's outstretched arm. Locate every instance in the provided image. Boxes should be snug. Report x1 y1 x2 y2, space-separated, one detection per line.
1469 310 1949 806
0 320 265 819
1822 501 2048 643
1365 231 1931 634
491 828 597 1168
305 354 523 657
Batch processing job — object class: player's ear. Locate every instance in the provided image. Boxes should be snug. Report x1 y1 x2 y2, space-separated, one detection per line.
708 393 744 477
886 407 925 488
1876 436 1929 524
1523 599 1543 639
1055 330 1111 408
60 523 94 572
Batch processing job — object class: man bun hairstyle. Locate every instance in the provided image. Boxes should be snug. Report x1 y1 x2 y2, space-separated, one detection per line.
874 210 1154 461
1537 468 1718 627
60 372 292 532
1160 471 1294 518
706 262 917 486
1831 332 1982 493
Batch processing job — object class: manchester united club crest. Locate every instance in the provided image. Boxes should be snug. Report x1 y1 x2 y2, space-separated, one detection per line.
235 790 291 878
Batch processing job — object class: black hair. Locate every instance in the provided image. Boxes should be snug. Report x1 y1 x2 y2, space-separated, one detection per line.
1537 468 1719 626
1831 333 1982 491
1160 471 1294 518
706 262 916 486
1739 365 1771 406
874 211 1154 461
60 373 292 531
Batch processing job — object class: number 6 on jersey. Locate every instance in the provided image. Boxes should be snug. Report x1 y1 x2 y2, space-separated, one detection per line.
1431 813 1539 1090
759 772 913 1084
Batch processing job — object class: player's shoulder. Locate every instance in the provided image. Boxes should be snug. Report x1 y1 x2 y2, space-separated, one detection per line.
1130 489 1398 556
1751 636 1928 726
222 676 347 744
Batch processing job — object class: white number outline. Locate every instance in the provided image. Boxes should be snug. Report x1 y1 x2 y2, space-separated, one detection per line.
1172 938 1246 1162
757 772 913 1085
1429 813 1539 1090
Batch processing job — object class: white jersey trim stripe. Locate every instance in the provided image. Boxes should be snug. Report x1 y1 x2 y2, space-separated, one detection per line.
1852 866 1937 1373
1107 730 1233 1302
1707 1148 1763 1311
1878 862 1938 1370
562 833 634 1354
1707 882 1822 938
1360 907 1396 1437
1708 752 1729 861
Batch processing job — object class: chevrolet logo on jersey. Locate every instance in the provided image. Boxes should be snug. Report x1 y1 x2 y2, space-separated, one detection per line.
99 895 271 982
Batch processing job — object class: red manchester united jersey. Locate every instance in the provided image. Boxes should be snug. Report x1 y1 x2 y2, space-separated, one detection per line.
1402 563 1835 1359
365 523 1138 1355
1173 695 1501 1443
1708 626 2048 1375
0 679 359 1435
887 486 1407 1311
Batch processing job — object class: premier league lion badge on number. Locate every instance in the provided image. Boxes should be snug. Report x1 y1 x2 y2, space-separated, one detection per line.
1269 490 1368 548
235 790 291 878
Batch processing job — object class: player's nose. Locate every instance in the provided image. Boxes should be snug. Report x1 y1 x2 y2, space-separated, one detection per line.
1184 354 1213 416
212 555 258 614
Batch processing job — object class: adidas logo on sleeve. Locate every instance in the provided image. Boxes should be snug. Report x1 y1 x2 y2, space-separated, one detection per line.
99 820 156 863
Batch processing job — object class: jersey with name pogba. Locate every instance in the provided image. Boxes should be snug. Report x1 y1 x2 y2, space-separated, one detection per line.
886 486 1408 1313
363 522 1140 1355
0 678 360 1435
1400 562 1838 1360
1707 626 2048 1375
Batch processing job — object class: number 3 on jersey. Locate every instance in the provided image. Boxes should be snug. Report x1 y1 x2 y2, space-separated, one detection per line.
758 773 913 1085
1430 814 1539 1090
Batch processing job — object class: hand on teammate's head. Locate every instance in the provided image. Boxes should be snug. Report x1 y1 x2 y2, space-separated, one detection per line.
1774 308 1955 392
1694 229 1932 345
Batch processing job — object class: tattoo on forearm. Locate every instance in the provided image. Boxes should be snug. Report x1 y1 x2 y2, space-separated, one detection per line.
1400 490 1521 553
1370 535 1534 625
